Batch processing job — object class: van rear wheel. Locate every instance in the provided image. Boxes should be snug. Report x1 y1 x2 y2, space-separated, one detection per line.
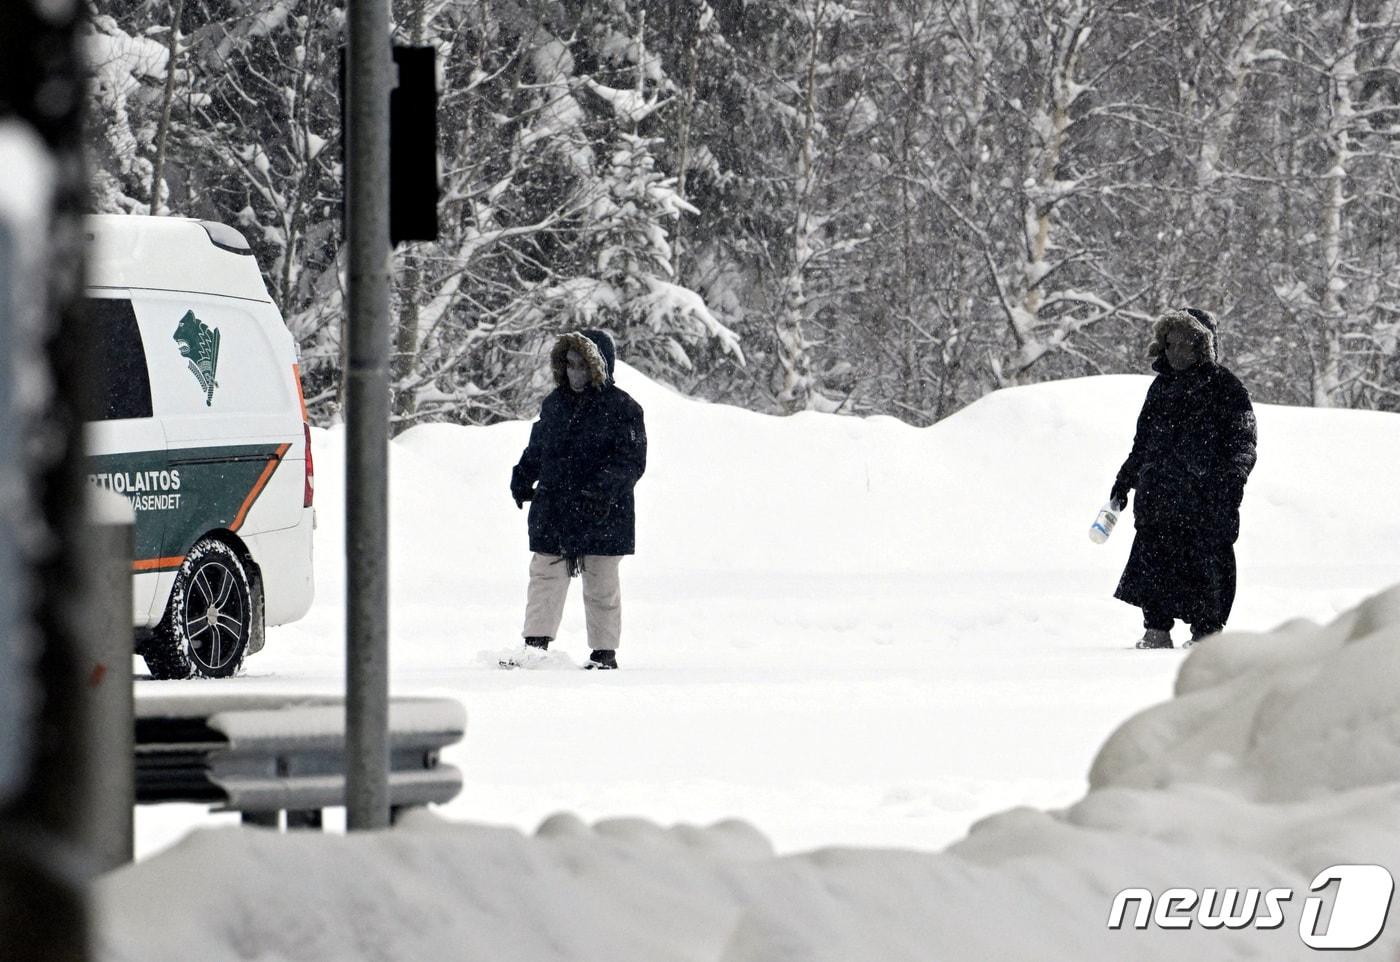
144 539 254 680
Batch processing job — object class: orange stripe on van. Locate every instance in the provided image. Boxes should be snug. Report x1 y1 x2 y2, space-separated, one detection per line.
231 443 291 532
293 363 309 421
132 556 185 573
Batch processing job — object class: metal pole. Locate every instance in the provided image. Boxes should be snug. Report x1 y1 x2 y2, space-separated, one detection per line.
344 0 392 830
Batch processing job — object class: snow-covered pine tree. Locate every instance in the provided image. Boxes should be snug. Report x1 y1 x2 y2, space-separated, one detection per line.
84 1 174 212
689 0 885 413
380 0 740 429
183 0 344 414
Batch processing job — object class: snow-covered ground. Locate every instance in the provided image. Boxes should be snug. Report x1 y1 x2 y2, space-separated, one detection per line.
102 369 1400 959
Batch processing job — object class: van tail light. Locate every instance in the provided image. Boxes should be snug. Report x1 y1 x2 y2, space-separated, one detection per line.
303 422 315 508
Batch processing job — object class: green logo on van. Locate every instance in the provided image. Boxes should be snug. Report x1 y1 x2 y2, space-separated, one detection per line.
173 310 221 406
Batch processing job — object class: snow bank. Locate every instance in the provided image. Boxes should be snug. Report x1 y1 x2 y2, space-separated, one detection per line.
377 366 1400 582
100 584 1400 960
1092 583 1400 802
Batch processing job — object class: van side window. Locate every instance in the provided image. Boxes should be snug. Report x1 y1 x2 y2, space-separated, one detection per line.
88 298 153 420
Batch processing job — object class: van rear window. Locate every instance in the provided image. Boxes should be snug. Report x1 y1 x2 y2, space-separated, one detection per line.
87 298 153 420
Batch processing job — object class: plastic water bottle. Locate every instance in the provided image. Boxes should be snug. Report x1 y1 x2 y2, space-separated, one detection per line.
1089 501 1120 544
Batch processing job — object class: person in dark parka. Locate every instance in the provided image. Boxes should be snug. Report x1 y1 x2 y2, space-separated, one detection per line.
1110 308 1257 650
509 328 647 669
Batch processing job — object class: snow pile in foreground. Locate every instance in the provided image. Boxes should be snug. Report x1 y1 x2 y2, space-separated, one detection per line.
101 584 1400 961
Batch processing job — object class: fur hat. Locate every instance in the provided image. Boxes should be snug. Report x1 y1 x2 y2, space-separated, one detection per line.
550 329 615 389
1148 307 1218 364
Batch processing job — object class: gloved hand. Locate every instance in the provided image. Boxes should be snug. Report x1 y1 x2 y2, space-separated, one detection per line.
1109 481 1130 513
512 484 534 510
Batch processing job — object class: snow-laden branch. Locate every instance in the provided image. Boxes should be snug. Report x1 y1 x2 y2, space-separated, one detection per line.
636 277 745 364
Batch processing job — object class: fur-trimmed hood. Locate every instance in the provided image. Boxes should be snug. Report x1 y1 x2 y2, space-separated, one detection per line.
550 329 616 390
1148 308 1218 368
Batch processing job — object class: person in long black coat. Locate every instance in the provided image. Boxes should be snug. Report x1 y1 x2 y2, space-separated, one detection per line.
508 328 646 669
1110 308 1257 650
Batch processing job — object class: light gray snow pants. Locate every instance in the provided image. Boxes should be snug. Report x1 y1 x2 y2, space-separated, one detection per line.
522 553 622 650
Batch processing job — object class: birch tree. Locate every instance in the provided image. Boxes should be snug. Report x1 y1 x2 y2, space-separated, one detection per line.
1265 0 1400 408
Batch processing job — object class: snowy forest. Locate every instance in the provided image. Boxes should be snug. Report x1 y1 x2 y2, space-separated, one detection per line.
84 0 1400 428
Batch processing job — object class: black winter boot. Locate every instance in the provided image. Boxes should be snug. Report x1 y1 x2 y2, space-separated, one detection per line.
524 636 551 649
1135 628 1173 650
1184 625 1220 648
585 649 617 670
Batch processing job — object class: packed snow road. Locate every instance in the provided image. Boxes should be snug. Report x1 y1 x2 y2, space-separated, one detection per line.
134 566 1391 857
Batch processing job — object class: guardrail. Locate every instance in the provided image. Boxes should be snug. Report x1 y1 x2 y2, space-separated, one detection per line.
134 693 465 830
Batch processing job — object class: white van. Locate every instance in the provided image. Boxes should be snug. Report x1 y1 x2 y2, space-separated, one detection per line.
83 215 314 678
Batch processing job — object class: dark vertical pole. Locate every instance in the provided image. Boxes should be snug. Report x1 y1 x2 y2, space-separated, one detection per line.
0 0 94 957
344 0 392 830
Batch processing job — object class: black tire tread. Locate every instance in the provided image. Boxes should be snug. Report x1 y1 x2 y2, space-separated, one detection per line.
143 538 253 680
